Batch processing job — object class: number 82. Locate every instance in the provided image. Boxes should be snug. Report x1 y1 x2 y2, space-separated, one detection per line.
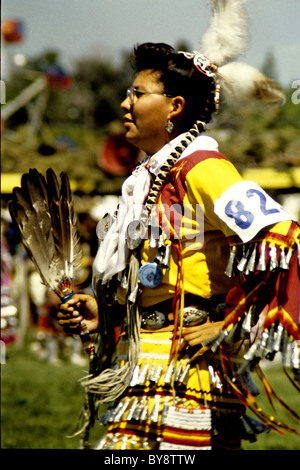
224 189 280 230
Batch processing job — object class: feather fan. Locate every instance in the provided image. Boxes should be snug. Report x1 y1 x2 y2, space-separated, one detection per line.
9 168 95 358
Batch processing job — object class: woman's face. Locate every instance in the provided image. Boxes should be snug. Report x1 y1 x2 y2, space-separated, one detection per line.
121 70 176 155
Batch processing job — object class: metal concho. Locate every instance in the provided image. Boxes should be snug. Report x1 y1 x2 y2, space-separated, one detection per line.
96 213 113 241
126 220 147 250
179 307 208 326
141 311 167 330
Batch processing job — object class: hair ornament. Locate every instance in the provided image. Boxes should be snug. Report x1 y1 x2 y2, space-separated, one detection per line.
178 51 218 78
214 83 221 112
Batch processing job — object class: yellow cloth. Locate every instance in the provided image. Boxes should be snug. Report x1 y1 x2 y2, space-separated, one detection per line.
139 151 243 307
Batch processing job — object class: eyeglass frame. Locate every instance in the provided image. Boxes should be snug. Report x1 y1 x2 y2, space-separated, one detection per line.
126 86 172 104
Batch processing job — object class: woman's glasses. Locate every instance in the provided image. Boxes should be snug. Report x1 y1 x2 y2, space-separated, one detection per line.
126 86 171 104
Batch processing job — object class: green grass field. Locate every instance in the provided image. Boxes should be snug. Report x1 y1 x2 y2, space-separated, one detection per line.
1 340 86 449
1 339 300 450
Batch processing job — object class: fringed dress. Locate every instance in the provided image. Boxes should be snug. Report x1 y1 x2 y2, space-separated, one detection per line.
90 137 300 450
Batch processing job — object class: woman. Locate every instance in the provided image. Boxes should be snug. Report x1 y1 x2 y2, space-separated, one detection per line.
58 5 300 451
58 43 299 450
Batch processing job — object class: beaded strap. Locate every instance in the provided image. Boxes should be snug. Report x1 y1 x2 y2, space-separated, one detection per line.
140 120 205 225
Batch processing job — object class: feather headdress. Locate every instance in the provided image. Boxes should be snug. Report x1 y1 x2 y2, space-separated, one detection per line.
198 0 286 105
9 168 95 358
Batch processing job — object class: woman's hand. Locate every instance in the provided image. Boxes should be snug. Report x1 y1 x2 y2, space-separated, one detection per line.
57 293 99 335
179 320 225 362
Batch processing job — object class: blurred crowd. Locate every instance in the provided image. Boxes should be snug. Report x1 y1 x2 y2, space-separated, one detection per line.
1 194 118 366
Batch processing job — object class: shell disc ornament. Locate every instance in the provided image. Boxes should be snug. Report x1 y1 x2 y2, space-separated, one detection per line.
138 262 163 288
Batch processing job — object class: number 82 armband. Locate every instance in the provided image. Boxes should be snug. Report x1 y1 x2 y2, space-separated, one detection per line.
214 181 293 243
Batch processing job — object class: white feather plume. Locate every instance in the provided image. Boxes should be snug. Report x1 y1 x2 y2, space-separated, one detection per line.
217 62 286 104
198 1 286 106
199 0 249 65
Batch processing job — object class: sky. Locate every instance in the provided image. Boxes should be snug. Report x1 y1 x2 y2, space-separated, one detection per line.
1 0 300 87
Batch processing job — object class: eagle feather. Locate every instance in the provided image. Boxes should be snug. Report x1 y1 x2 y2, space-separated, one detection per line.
9 168 82 298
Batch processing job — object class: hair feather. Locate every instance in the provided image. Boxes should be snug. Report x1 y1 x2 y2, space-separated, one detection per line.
199 0 249 65
217 62 286 104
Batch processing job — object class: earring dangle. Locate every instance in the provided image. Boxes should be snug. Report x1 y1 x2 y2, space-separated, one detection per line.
165 120 174 134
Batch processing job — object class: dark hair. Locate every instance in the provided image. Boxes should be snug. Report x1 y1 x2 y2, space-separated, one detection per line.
133 42 216 128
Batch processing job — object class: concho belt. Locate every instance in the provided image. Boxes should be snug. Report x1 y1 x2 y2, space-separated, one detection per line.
141 306 208 330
